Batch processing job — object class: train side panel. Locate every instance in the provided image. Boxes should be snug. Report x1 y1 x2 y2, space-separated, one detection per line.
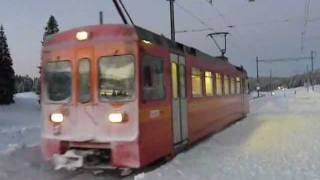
137 45 173 167
188 96 245 143
185 55 248 144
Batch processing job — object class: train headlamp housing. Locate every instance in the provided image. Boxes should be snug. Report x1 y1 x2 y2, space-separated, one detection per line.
76 31 90 41
108 113 125 123
50 113 64 123
142 40 152 45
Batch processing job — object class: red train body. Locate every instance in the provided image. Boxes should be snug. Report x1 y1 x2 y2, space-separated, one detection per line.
41 24 249 169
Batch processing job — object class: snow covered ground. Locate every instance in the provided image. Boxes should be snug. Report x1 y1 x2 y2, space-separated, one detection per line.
0 92 40 152
0 87 320 180
136 86 320 180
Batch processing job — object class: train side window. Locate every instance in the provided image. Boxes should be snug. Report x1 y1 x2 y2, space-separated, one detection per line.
79 59 90 103
142 55 165 101
236 77 241 94
205 71 213 96
192 68 203 97
245 79 249 94
171 62 178 99
179 61 186 98
215 73 223 96
224 75 230 95
230 77 235 95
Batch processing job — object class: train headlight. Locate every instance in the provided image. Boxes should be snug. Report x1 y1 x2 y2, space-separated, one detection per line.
76 31 90 41
142 40 152 45
50 113 64 123
108 113 123 123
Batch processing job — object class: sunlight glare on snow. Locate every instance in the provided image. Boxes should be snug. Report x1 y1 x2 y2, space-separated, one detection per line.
244 114 306 154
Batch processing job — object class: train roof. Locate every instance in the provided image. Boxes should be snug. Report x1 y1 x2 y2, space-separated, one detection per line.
44 24 246 74
134 26 223 61
134 25 246 74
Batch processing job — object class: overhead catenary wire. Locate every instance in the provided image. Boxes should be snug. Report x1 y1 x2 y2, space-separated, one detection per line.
175 27 212 34
175 2 241 54
199 0 260 55
258 56 311 63
175 2 233 53
301 0 311 52
175 2 214 32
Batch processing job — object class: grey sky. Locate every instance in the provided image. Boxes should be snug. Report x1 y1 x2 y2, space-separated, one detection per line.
0 0 319 77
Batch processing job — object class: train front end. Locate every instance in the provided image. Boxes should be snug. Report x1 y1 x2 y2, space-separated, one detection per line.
40 25 141 169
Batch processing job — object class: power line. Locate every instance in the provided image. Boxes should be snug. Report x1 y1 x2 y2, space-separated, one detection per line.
175 27 212 34
199 0 259 54
258 56 311 63
256 51 316 96
175 2 214 31
301 0 311 52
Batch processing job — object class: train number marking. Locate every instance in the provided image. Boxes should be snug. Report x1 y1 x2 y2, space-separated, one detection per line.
149 110 161 119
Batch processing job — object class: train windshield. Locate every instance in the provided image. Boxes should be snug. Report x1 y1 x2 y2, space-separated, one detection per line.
45 61 71 103
99 55 135 101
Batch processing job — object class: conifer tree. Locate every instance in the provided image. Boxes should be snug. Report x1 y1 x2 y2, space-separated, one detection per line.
39 16 59 103
43 15 59 43
0 25 15 104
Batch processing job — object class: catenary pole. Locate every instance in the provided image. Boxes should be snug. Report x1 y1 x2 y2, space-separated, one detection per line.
311 50 314 91
99 11 104 25
168 0 175 41
256 56 260 97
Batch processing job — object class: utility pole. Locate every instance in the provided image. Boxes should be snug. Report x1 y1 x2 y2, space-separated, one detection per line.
99 11 104 25
311 50 314 91
256 53 316 94
168 0 175 41
307 65 310 92
256 56 260 97
269 69 272 96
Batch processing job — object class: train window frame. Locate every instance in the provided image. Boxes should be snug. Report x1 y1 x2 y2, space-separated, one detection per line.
171 61 179 100
178 59 187 99
78 58 91 103
215 73 223 96
192 67 203 97
204 71 214 96
98 54 136 102
141 55 166 101
44 60 72 104
245 78 249 94
224 75 230 96
230 77 235 95
236 77 241 94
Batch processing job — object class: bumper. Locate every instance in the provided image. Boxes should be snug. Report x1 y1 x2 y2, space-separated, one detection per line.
41 138 141 168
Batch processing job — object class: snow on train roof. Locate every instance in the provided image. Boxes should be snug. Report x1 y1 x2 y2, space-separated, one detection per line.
134 25 246 73
43 24 246 74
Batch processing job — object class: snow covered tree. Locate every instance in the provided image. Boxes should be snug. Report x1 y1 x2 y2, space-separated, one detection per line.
43 15 59 43
0 25 15 104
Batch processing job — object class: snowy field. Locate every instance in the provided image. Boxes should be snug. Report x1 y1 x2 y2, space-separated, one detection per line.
0 87 320 180
0 93 40 152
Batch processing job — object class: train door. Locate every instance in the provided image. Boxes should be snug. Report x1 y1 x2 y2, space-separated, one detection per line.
240 76 244 108
241 76 246 112
170 54 188 145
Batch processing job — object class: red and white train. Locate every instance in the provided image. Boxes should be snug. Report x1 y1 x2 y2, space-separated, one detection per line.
41 24 249 171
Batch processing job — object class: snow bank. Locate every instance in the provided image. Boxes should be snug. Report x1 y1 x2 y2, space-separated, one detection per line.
0 92 40 152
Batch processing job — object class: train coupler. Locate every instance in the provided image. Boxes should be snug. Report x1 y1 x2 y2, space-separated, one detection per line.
52 149 132 176
53 149 95 171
